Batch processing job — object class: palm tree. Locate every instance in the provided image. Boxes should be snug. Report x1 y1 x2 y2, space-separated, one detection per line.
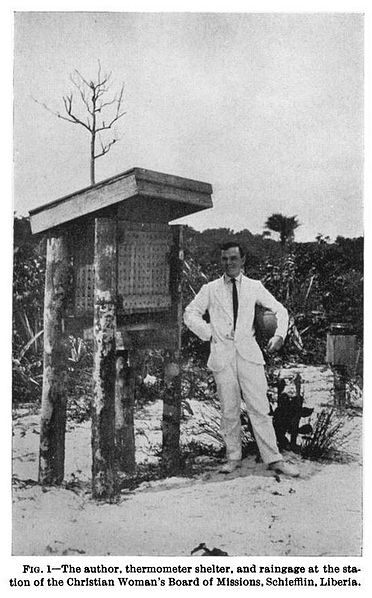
264 213 300 247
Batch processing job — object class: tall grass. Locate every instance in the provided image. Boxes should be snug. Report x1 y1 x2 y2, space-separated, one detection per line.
300 408 355 461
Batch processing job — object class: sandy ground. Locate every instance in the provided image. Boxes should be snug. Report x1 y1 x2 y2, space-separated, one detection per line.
12 365 362 556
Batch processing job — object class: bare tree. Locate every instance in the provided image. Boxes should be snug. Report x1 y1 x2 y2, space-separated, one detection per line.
34 61 126 185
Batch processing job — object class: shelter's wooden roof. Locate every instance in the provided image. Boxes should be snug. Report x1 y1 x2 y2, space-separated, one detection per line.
29 167 213 234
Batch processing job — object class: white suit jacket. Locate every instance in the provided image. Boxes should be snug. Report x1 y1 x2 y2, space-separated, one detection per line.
184 275 288 371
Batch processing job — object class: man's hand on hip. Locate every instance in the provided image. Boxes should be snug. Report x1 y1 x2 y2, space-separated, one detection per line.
267 335 284 353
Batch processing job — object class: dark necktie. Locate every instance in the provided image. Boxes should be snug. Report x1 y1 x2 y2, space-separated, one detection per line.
231 278 238 330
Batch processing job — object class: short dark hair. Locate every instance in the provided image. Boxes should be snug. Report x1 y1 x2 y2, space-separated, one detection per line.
221 241 245 257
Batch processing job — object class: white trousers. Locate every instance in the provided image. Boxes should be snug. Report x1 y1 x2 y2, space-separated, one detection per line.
213 353 282 463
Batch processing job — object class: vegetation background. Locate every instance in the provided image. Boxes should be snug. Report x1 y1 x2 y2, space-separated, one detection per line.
13 215 363 413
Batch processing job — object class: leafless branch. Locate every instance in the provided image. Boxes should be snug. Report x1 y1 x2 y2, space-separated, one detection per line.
117 83 124 107
80 88 93 117
98 74 111 88
97 62 112 88
97 97 117 111
95 110 126 132
73 68 91 89
95 61 111 92
32 94 90 130
32 96 60 118
94 136 117 159
95 85 109 100
96 81 124 112
70 73 93 116
59 94 91 131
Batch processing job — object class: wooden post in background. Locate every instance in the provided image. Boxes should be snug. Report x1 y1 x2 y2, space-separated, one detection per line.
326 324 356 410
92 216 117 499
38 232 70 485
115 349 136 473
161 225 183 474
333 365 347 408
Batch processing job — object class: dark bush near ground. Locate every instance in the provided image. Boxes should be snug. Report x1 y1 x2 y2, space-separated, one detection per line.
300 408 358 462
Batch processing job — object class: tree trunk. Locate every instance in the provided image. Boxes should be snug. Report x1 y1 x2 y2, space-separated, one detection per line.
115 350 136 473
91 216 117 499
38 233 70 485
90 132 95 185
161 226 183 474
162 351 182 474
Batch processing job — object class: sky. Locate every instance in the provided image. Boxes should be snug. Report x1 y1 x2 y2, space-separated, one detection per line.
13 11 364 242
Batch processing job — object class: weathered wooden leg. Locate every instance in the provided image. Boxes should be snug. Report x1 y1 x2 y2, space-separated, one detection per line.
334 365 347 408
92 217 117 499
115 350 136 473
38 233 70 485
161 225 183 474
162 352 182 473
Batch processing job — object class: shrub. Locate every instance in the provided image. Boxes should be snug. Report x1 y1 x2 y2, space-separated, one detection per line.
300 408 356 461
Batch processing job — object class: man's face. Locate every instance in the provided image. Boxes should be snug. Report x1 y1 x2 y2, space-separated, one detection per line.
221 246 245 278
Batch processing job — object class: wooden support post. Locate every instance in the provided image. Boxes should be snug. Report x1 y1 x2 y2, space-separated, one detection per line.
115 350 136 473
92 216 117 499
161 226 183 474
290 373 303 452
333 365 347 409
38 232 70 485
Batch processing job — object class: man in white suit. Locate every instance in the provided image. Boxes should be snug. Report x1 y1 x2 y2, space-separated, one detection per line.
184 242 299 476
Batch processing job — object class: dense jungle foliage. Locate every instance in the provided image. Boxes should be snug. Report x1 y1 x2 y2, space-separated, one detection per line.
12 217 363 407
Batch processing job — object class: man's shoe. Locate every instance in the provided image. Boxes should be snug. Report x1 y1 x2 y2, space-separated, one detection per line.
268 460 300 477
219 460 242 474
